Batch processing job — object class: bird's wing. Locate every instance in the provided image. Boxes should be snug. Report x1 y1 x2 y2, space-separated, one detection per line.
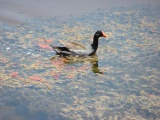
59 40 86 50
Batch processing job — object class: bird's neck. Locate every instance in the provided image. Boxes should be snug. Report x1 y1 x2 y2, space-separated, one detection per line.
91 36 99 51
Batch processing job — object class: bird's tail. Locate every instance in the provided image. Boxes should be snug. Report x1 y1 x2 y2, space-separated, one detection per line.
50 45 61 53
50 45 71 55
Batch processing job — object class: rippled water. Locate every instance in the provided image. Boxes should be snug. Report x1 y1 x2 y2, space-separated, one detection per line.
0 4 160 120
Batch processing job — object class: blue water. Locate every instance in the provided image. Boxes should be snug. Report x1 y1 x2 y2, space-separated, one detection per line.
0 5 160 120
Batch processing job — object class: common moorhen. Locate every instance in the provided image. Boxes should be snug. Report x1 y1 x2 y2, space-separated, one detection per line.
50 30 107 56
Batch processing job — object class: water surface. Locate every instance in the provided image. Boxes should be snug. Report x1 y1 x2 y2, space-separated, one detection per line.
0 1 160 120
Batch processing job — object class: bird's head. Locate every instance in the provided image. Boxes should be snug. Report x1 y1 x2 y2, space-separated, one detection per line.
94 30 107 38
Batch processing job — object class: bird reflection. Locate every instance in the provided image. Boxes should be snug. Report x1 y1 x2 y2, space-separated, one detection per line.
90 59 103 74
50 54 103 74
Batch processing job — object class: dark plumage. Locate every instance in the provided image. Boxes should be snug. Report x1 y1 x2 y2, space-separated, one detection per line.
50 30 107 56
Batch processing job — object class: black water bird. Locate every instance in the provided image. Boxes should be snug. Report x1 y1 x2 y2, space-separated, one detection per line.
50 30 107 56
